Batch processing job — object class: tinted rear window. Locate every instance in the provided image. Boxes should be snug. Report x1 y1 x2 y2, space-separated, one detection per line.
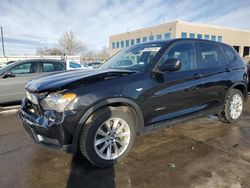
221 45 236 62
43 63 55 72
43 61 65 72
199 42 227 68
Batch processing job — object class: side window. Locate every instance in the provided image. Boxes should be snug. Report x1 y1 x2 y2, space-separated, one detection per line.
43 63 55 72
10 63 35 74
221 45 236 62
55 62 65 71
162 42 197 71
199 43 227 68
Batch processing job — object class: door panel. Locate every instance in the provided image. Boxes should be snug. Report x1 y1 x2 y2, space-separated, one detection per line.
0 61 39 103
197 42 233 111
145 70 203 125
144 41 204 125
0 74 40 103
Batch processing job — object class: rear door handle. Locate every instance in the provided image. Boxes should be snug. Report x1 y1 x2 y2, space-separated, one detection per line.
225 68 232 72
194 74 203 79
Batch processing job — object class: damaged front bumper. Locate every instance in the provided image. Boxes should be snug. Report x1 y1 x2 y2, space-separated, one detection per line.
19 99 80 153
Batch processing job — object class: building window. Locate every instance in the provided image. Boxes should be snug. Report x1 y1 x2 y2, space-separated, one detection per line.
121 41 124 48
165 32 171 40
197 34 202 39
217 36 222 42
189 33 195 38
142 37 147 42
204 35 209 40
136 38 141 44
126 40 129 47
116 41 119 48
181 32 187 38
157 34 162 40
149 35 154 41
211 35 216 41
112 42 115 49
131 39 135 45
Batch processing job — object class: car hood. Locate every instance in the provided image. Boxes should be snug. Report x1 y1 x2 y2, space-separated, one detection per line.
26 69 136 93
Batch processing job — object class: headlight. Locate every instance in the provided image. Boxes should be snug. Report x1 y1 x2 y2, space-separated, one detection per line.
41 92 76 112
26 91 38 105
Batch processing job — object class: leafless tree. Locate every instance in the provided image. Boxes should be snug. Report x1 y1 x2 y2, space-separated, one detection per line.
58 31 83 55
36 47 62 55
97 46 110 59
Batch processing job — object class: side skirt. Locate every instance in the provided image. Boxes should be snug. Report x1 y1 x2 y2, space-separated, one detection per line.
140 106 222 135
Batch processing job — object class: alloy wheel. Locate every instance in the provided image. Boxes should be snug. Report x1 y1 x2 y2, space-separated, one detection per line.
94 117 131 160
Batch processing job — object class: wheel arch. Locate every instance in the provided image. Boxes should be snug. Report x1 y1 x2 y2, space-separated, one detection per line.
229 83 248 101
72 97 145 147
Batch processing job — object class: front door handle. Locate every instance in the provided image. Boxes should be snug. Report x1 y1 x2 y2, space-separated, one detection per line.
225 68 232 72
193 74 202 79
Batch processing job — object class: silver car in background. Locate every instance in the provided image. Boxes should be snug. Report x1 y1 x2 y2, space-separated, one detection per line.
0 59 66 104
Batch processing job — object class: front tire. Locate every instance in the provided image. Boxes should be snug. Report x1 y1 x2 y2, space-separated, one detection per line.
79 107 136 167
219 89 244 124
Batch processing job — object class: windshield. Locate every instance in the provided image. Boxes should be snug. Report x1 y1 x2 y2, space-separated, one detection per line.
0 64 7 71
100 43 163 71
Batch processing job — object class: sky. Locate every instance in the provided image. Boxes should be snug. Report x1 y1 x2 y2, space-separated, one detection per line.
0 0 250 55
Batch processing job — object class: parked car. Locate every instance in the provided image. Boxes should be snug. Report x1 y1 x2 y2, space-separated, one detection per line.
82 62 102 69
20 39 248 167
66 60 83 70
0 59 66 104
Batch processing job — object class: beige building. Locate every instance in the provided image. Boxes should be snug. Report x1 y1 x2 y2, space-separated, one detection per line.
109 20 250 58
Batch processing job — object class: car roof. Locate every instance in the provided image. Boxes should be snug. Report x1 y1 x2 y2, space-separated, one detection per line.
0 59 65 74
141 38 232 48
16 59 65 63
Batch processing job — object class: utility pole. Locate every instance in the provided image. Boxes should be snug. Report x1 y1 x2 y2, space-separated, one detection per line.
1 26 6 56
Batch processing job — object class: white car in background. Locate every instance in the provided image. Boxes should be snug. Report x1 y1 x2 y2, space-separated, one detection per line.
66 60 83 70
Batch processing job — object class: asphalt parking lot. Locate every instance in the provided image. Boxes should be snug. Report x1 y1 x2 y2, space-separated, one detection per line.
1 101 250 188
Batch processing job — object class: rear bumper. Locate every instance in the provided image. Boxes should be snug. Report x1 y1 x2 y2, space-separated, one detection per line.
19 99 80 153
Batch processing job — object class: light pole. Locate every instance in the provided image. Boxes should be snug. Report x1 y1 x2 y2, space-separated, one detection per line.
1 26 6 57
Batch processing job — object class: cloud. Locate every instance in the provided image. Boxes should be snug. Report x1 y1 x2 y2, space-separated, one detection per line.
0 0 250 55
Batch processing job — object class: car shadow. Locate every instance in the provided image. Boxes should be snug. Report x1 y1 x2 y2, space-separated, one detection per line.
66 150 116 188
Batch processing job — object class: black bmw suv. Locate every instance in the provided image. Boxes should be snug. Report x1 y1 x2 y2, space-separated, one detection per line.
20 39 248 167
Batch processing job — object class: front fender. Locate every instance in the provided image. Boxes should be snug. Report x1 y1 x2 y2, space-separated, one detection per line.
72 97 145 148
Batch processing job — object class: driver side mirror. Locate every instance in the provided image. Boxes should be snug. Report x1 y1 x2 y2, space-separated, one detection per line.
158 58 182 72
2 71 15 79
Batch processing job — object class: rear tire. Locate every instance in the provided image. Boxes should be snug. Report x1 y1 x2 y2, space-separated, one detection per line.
219 89 244 124
79 107 136 167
